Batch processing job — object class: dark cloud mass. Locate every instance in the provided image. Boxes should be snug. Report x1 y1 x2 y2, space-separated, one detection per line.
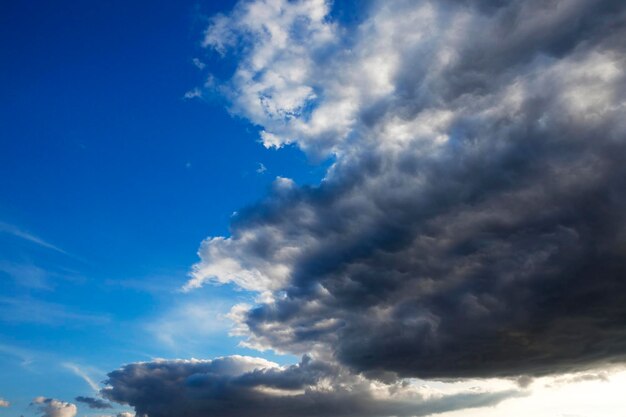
188 0 626 379
103 355 515 417
106 0 626 415
74 396 112 409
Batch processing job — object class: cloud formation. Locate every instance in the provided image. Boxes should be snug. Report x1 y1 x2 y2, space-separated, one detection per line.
32 397 77 417
106 0 626 415
103 355 515 417
0 221 67 255
75 396 112 409
0 398 9 407
187 0 626 379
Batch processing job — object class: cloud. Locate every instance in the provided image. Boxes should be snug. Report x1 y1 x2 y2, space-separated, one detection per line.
64 363 103 391
145 300 231 349
31 397 77 417
0 398 9 407
0 342 36 367
201 0 337 156
103 355 516 417
75 396 112 409
183 88 203 100
0 221 68 255
192 57 206 70
0 262 52 290
186 0 626 380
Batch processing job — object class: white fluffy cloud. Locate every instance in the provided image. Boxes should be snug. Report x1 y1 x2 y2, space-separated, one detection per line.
32 397 77 417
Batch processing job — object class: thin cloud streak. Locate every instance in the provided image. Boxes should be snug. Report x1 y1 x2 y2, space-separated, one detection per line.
64 363 101 392
0 221 68 255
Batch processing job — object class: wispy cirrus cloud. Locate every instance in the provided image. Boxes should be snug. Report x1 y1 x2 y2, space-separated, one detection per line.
145 300 231 350
0 221 68 255
0 261 52 290
63 363 102 392
0 342 37 367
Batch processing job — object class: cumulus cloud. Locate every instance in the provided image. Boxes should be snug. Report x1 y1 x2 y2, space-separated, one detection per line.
31 397 77 417
103 355 516 417
75 396 112 409
186 0 626 380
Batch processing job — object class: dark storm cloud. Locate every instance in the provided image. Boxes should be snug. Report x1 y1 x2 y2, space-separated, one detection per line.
75 396 112 409
102 355 516 417
189 0 626 380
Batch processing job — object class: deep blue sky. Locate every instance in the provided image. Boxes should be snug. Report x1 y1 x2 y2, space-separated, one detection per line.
0 1 323 415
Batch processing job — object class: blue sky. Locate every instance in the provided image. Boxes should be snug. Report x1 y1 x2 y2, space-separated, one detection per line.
0 1 320 415
2 1 626 417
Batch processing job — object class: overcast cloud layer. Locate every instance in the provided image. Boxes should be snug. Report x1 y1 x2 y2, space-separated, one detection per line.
105 0 626 415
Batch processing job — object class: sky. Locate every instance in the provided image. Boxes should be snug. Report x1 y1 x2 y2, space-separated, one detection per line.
0 0 625 417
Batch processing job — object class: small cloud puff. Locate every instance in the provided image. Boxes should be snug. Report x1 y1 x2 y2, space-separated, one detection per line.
75 396 112 409
32 397 77 417
192 58 206 70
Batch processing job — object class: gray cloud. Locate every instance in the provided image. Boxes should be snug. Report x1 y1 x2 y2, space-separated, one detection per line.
75 396 112 409
187 0 626 381
103 355 516 417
